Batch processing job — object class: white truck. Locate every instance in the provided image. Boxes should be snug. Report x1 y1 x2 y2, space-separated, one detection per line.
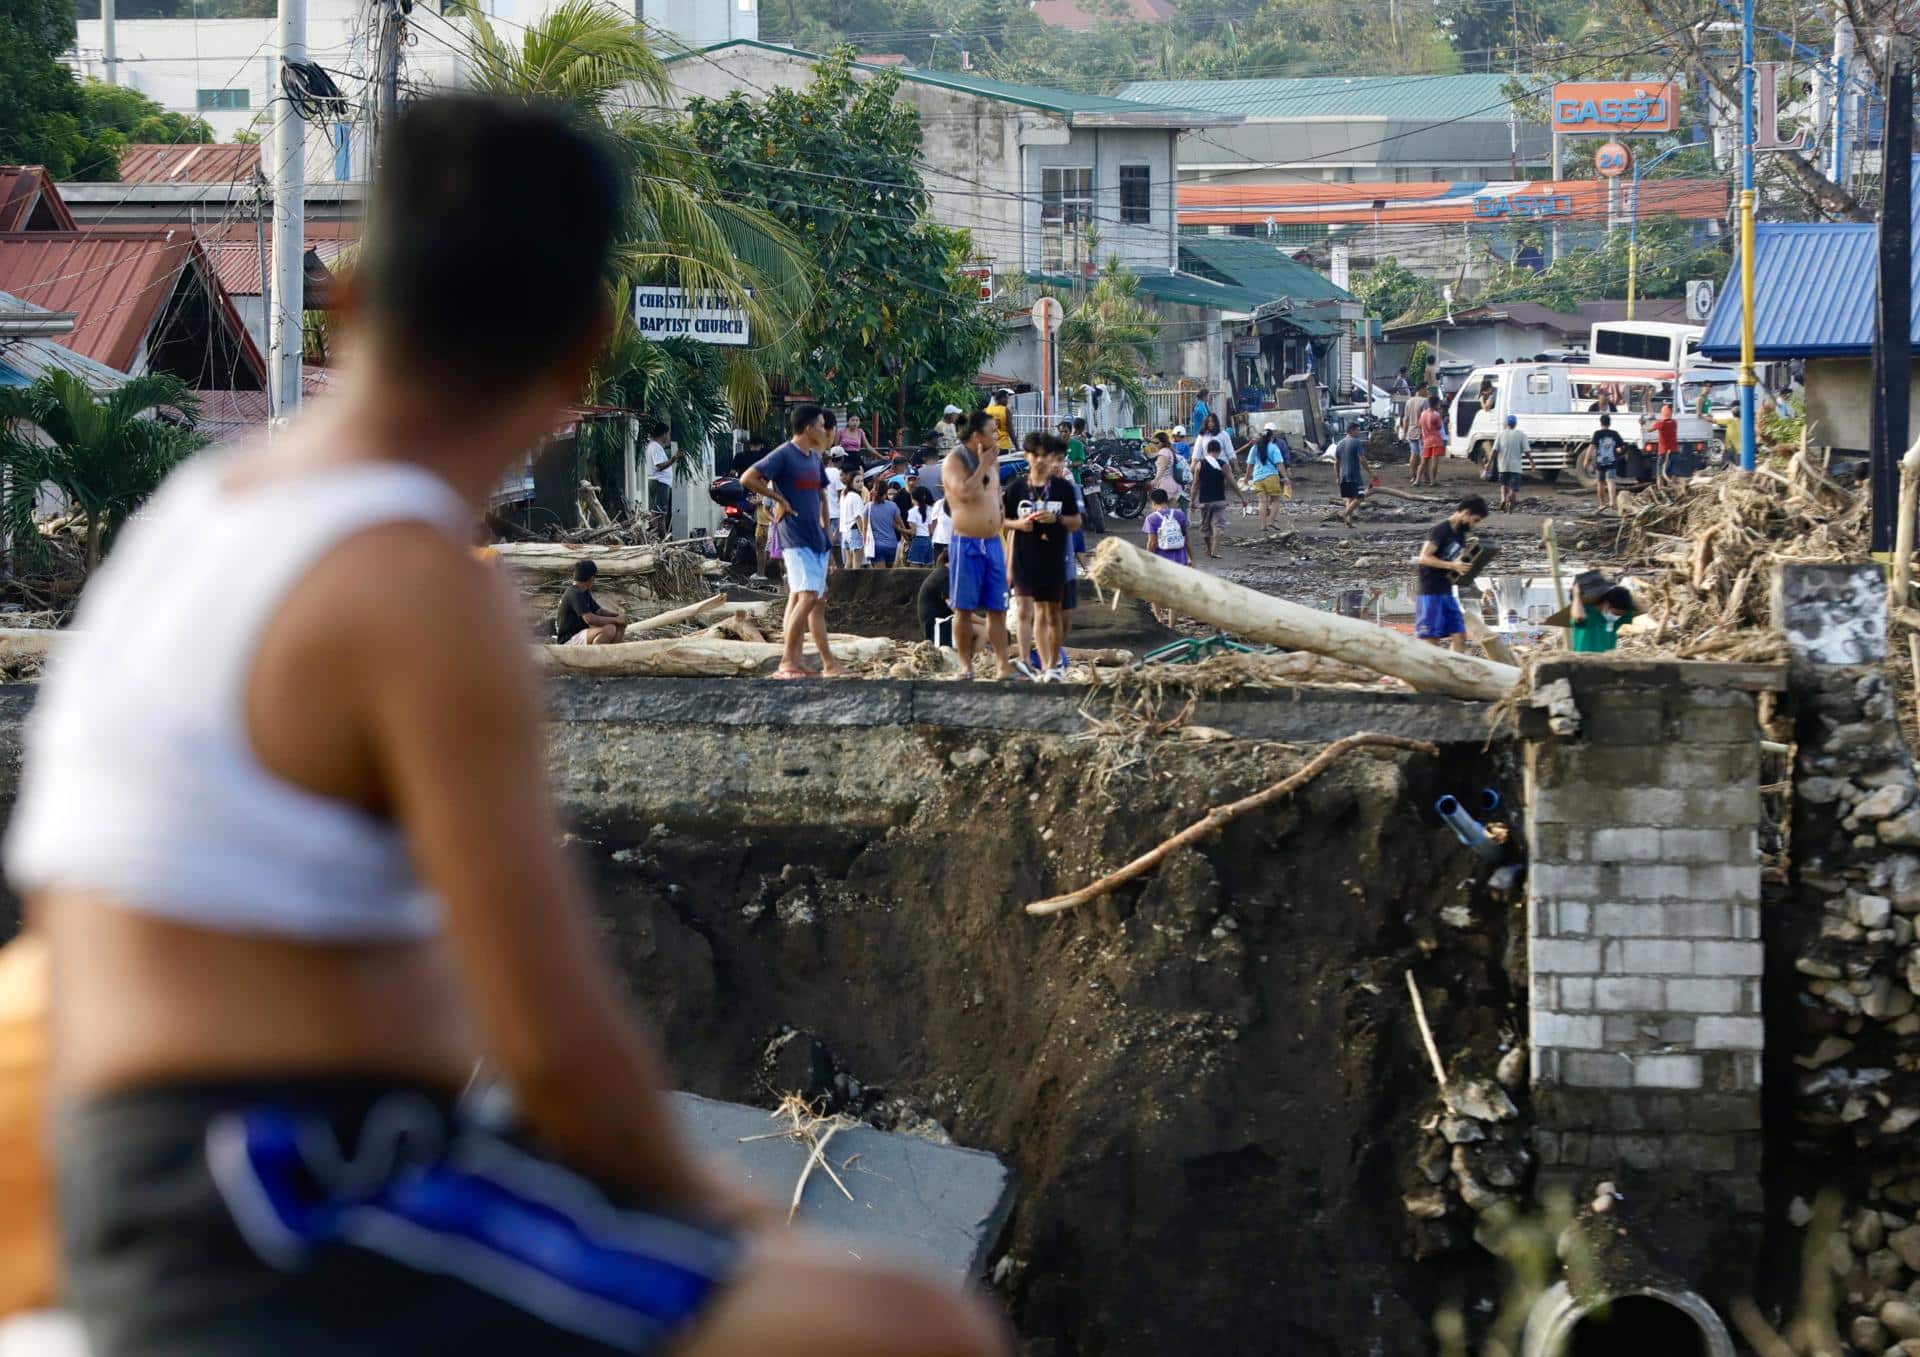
1445 361 1719 482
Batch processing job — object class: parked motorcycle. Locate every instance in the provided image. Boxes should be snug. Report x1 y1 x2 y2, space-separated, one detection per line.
706 475 759 573
1090 446 1153 520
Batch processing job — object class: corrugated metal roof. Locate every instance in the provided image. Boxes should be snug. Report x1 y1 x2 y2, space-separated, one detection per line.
1176 235 1353 304
116 144 262 185
197 219 357 296
1116 73 1531 122
667 40 1237 126
0 168 76 232
1699 204 1918 360
0 291 127 389
1024 269 1270 313
195 368 334 442
0 229 194 371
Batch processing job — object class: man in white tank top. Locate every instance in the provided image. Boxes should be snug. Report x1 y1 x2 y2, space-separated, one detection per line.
3 96 1006 1357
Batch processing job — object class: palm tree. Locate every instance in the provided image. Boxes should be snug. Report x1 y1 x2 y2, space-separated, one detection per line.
0 371 205 573
1057 257 1161 416
454 0 813 423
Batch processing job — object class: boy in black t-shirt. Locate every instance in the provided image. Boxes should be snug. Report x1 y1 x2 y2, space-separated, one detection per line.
554 559 628 645
1004 433 1083 679
1590 414 1624 512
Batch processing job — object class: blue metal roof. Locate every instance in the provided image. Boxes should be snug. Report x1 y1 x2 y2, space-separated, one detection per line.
1700 195 1920 361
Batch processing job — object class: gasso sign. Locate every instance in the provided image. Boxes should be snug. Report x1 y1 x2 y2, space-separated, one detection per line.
632 287 750 346
1550 82 1678 135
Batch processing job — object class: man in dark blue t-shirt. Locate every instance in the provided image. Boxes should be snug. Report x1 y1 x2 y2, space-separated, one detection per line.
745 403 841 679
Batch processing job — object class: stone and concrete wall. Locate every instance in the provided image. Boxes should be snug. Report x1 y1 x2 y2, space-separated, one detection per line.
1525 658 1769 1218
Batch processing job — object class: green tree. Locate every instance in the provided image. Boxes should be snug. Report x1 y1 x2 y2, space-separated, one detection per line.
79 80 214 147
1 0 107 179
0 371 204 571
685 50 1003 439
1352 258 1442 326
1054 256 1160 414
456 0 811 424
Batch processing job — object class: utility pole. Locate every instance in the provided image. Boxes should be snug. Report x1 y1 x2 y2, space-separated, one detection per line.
1736 0 1757 474
269 0 306 421
1870 39 1913 556
101 0 116 84
375 0 402 148
1831 6 1854 190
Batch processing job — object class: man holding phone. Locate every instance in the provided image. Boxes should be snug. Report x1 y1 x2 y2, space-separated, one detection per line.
1004 432 1082 680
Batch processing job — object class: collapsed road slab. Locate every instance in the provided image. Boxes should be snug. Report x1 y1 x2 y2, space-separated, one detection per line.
673 1092 1016 1284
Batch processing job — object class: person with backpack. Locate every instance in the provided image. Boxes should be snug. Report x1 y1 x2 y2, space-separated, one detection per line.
1247 424 1291 531
1143 489 1190 627
1591 412 1624 512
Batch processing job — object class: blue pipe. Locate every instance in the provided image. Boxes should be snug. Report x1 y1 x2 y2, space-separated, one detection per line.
1738 0 1757 475
1437 795 1505 863
1480 788 1502 815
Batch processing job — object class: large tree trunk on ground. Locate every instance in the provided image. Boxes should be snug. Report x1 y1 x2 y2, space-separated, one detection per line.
1087 537 1520 701
0 630 59 665
623 593 726 638
537 635 895 677
494 543 665 578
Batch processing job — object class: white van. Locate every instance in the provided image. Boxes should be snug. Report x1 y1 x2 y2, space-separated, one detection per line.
1445 362 1717 478
1588 320 1704 372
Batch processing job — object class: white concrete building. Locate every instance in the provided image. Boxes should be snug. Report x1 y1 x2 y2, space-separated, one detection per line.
661 40 1238 280
67 0 756 149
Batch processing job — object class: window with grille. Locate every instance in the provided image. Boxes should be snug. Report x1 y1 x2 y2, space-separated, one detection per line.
196 88 249 110
1040 167 1093 272
1118 164 1151 225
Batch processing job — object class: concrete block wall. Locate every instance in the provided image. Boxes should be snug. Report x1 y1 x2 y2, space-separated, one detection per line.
1525 659 1766 1214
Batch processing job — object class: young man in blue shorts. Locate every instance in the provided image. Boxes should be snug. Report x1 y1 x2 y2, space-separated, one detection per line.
1413 495 1488 651
940 410 1015 679
745 403 844 679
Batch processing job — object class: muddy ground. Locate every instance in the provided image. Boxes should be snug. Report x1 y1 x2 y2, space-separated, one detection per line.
573 732 1527 1357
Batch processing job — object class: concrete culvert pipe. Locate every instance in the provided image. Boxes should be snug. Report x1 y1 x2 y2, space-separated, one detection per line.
1522 1281 1735 1357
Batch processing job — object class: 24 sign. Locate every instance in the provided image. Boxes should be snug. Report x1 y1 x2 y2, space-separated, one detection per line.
1551 82 1679 134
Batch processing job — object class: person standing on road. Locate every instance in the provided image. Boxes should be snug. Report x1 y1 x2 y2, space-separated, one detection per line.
1392 367 1411 397
1334 429 1371 528
1414 495 1488 651
1143 489 1190 629
837 413 874 460
1248 425 1289 532
744 403 844 679
1200 413 1234 468
1591 413 1624 513
984 390 1014 451
941 410 1015 679
1005 433 1081 679
1193 436 1249 559
1416 394 1447 487
934 404 962 451
837 469 866 572
1652 402 1679 487
1493 414 1532 514
1151 431 1181 503
1190 389 1211 435
906 487 936 567
863 479 904 569
645 419 677 533
1401 387 1427 482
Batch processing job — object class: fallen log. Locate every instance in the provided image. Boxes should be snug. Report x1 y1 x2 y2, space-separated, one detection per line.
623 593 726 639
1086 538 1520 701
1459 604 1516 667
1026 731 1438 916
0 630 59 665
537 635 894 677
494 543 665 578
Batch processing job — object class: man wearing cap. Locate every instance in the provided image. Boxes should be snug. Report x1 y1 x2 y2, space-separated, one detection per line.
1492 413 1532 514
935 404 962 451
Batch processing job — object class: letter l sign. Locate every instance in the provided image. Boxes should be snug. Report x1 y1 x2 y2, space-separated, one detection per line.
1755 61 1809 152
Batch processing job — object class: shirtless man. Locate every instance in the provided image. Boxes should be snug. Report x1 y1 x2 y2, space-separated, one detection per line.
941 410 1014 679
5 96 1006 1357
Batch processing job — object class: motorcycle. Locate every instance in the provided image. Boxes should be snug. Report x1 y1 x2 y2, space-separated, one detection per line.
1090 447 1153 520
706 475 760 574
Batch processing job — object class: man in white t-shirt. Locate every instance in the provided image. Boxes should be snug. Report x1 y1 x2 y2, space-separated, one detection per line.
825 452 847 566
644 421 676 532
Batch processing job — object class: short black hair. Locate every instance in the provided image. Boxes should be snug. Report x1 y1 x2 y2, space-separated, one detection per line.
1458 494 1490 518
1025 431 1066 458
572 559 598 583
358 96 624 392
1204 437 1222 455
1150 488 1170 504
789 403 834 436
1603 586 1634 611
1598 413 1612 426
1072 417 1086 432
963 409 997 441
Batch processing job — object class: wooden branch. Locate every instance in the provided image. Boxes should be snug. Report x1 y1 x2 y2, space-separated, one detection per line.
494 543 663 578
622 593 725 639
1406 970 1454 1111
538 635 895 677
1460 601 1516 667
1025 732 1438 915
1087 537 1518 701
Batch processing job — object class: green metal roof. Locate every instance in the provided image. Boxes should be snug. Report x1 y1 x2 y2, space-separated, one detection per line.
1025 271 1269 314
1176 235 1354 305
666 41 1237 127
1114 73 1530 122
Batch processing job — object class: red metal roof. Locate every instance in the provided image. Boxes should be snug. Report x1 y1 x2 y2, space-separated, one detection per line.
196 219 358 297
115 143 262 185
0 168 76 233
1177 177 1729 228
0 228 263 383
